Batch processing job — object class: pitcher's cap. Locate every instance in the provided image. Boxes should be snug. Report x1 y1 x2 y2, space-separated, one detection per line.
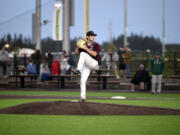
86 31 97 36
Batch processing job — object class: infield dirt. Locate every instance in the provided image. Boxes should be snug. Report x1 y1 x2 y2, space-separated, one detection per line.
0 101 180 115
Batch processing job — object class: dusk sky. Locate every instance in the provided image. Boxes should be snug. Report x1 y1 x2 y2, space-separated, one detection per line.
0 0 180 45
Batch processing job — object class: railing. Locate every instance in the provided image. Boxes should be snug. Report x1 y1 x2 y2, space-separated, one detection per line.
7 51 180 76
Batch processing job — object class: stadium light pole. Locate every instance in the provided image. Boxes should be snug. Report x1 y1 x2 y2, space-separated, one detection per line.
36 0 41 51
162 0 166 57
63 0 70 51
84 0 89 39
124 0 128 47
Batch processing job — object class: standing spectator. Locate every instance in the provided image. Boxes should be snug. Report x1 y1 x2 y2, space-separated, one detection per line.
45 50 53 73
123 45 132 76
40 61 50 82
101 49 120 78
67 51 75 71
101 50 112 75
60 54 70 75
23 53 28 68
151 51 165 94
31 49 42 75
51 58 61 76
118 48 126 77
30 49 36 63
0 47 10 77
130 64 150 92
62 50 66 55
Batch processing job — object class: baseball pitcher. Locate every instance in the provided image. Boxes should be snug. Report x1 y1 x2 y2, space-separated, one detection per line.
73 31 101 102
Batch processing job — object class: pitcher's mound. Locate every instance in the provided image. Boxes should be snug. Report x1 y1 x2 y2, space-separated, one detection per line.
0 101 180 115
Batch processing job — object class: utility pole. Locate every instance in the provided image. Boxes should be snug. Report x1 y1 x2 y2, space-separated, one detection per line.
162 0 166 57
84 0 89 39
124 0 128 47
63 0 70 51
36 0 41 50
109 20 113 43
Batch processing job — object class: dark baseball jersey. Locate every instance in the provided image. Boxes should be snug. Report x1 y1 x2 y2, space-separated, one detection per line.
79 42 101 65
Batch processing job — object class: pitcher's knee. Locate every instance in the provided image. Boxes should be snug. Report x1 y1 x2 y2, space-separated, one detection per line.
80 79 87 85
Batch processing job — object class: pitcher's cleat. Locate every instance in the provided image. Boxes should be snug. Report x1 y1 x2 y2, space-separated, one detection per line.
72 69 81 75
79 99 86 103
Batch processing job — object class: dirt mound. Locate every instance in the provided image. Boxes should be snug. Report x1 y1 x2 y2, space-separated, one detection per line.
0 101 180 115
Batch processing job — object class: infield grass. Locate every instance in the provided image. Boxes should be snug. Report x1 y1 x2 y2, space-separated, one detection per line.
0 90 180 98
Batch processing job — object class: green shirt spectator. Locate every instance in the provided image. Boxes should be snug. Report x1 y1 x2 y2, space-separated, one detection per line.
151 58 165 75
150 51 165 94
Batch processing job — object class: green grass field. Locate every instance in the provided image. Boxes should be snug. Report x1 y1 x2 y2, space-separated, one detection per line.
1 90 180 98
0 90 180 135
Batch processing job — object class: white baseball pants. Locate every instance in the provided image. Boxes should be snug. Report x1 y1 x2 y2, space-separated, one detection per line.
151 75 163 93
77 52 99 99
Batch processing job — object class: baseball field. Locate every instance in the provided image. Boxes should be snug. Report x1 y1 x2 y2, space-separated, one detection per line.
0 90 180 135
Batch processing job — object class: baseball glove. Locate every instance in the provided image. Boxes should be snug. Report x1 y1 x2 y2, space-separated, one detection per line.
76 39 86 49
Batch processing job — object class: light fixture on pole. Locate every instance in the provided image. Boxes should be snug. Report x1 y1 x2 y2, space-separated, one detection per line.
5 43 10 49
146 49 150 69
53 3 63 41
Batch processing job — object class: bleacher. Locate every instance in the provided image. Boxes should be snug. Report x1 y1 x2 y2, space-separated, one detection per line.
4 72 180 91
0 62 180 91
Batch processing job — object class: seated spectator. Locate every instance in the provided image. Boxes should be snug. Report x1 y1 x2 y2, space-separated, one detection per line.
27 60 37 80
40 61 50 82
27 60 36 75
51 58 61 76
130 64 150 92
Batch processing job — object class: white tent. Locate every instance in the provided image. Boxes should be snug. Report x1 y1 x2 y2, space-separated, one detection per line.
9 48 35 58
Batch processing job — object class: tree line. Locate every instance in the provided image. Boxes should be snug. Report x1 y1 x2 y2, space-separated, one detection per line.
0 33 180 54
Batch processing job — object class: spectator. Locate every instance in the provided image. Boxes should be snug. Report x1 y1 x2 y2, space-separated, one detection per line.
40 61 50 82
118 48 126 77
62 50 66 55
101 49 120 78
27 60 36 75
30 49 36 63
123 45 132 76
0 47 10 77
45 50 53 73
60 54 70 75
67 51 75 71
27 60 37 80
23 53 28 68
130 64 150 92
151 51 165 94
51 58 61 76
31 49 42 75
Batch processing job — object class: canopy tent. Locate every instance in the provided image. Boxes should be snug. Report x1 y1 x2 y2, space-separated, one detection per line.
9 48 35 58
